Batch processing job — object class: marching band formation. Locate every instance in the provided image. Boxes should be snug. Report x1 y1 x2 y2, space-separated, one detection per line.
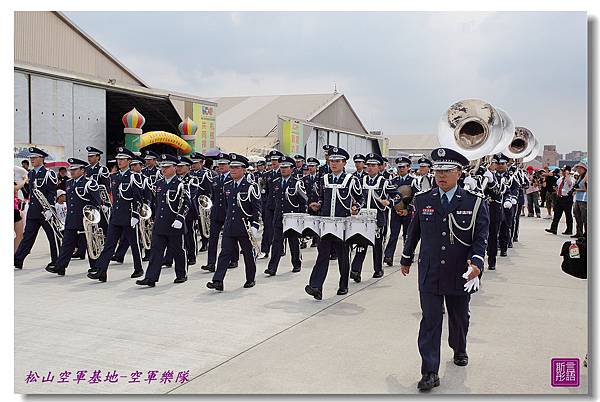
14 98 542 391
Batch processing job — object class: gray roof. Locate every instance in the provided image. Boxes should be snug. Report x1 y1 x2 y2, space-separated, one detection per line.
212 93 342 138
387 134 440 150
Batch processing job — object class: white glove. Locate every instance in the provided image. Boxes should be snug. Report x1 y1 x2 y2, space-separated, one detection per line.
483 170 494 183
130 217 139 227
251 226 259 238
463 176 477 191
101 205 110 213
171 219 183 230
462 265 480 293
503 200 513 209
510 198 517 205
43 210 53 221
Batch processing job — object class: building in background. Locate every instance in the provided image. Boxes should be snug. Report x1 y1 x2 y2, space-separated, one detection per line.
565 150 588 161
387 134 440 166
212 92 386 158
14 11 216 160
542 145 562 167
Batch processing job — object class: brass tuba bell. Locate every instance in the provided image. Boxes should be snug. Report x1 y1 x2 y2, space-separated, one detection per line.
438 99 515 161
505 126 536 159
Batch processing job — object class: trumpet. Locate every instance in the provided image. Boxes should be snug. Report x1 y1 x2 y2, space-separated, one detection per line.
197 195 212 238
32 188 64 243
81 206 104 259
138 203 153 251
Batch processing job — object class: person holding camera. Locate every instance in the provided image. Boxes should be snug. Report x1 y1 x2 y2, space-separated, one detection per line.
545 165 574 235
525 166 541 218
572 162 587 238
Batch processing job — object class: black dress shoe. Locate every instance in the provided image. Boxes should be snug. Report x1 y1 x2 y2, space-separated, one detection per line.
373 270 384 278
507 243 513 249
243 281 256 288
264 269 276 276
500 250 507 257
417 372 440 391
87 267 98 273
56 268 65 276
488 265 496 270
545 228 557 235
45 266 57 274
337 288 348 295
14 259 23 269
207 281 224 291
187 259 197 266
228 261 238 269
453 353 469 366
72 254 85 260
136 278 156 287
350 271 361 283
131 270 144 279
201 264 215 272
111 257 124 264
174 276 187 284
46 263 56 269
87 271 106 282
199 245 208 252
513 238 519 243
305 285 322 300
292 266 301 273
384 257 393 267
162 263 173 268
562 231 573 235
142 256 150 262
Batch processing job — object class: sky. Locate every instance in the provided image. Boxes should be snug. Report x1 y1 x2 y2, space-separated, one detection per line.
65 11 588 154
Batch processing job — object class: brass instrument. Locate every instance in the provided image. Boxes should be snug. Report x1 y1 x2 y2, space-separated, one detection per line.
197 195 212 238
32 188 64 242
393 184 414 213
81 206 104 259
138 203 153 250
99 185 112 222
237 190 262 260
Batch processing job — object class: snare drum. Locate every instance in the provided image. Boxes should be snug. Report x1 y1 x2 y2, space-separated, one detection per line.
283 213 305 236
345 213 377 245
302 214 321 237
319 216 346 241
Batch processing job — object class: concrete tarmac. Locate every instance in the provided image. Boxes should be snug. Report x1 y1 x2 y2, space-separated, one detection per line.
14 215 588 394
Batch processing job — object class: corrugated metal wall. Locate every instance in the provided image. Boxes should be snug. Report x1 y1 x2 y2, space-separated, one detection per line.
19 73 106 160
14 11 142 87
14 72 29 144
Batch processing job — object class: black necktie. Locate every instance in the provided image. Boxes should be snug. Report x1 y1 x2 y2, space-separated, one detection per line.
333 176 338 184
442 193 450 213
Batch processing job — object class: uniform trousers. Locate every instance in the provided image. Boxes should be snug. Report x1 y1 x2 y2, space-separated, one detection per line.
419 292 471 375
384 213 411 260
351 226 385 274
213 235 256 283
260 208 275 254
15 218 59 264
144 232 187 282
309 235 350 290
207 219 238 266
94 223 142 274
267 225 301 272
486 202 502 267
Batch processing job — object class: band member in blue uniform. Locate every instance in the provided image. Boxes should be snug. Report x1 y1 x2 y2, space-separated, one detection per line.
176 155 200 266
207 153 261 291
400 147 489 391
47 158 102 276
302 157 321 248
414 157 437 192
140 150 160 261
484 154 503 270
190 152 213 252
383 156 415 266
350 153 396 282
75 146 112 259
87 147 144 282
201 153 238 272
318 145 333 177
136 154 191 287
265 155 307 276
111 154 146 263
380 157 393 179
258 150 283 259
305 147 363 300
495 153 519 256
293 154 306 179
353 154 366 181
14 147 60 270
511 165 529 243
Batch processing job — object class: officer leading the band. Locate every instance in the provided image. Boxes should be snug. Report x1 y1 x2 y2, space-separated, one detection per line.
400 147 489 391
